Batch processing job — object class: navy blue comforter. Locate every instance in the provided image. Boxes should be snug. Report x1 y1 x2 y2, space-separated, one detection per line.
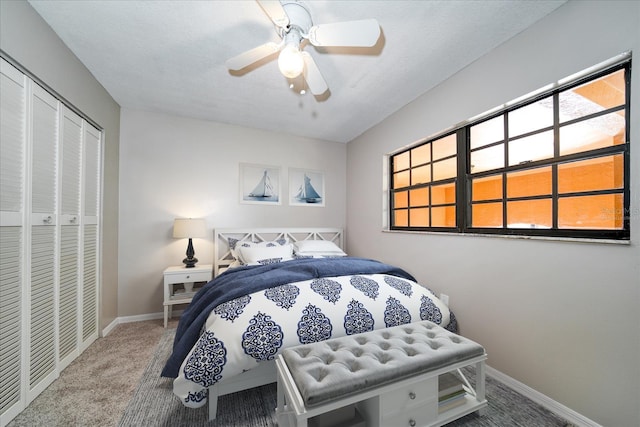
161 257 415 378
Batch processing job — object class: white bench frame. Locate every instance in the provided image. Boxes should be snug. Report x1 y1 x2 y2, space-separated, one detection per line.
275 353 487 427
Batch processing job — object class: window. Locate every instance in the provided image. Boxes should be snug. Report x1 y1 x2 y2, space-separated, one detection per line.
390 60 630 240
391 133 458 229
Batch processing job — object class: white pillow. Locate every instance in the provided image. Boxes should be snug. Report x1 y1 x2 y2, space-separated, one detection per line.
228 237 289 264
239 243 294 265
293 240 347 257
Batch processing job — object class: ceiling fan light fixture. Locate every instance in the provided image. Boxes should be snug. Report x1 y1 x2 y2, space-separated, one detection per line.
228 0 379 97
278 43 304 78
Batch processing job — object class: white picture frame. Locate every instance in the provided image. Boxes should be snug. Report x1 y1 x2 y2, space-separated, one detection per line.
289 168 325 207
240 163 281 205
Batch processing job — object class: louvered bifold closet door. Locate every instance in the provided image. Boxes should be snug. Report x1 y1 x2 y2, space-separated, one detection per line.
1 58 102 427
0 59 27 422
81 125 101 348
28 84 59 401
58 107 82 369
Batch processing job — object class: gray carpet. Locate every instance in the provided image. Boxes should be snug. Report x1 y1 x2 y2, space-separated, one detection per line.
8 320 167 427
118 329 570 427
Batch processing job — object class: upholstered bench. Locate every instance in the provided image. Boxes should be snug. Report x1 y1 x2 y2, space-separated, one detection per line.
275 320 487 427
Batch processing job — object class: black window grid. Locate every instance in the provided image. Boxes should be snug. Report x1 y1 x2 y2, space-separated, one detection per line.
390 61 630 240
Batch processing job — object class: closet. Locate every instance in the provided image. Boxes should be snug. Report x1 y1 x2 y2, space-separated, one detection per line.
0 57 101 426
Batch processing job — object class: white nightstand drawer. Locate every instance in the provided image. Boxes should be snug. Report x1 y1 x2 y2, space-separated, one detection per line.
166 270 211 284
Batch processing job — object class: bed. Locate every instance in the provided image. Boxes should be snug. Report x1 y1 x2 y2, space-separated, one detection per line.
161 228 457 420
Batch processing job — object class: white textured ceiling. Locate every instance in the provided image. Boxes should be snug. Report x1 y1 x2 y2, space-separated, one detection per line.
28 0 566 143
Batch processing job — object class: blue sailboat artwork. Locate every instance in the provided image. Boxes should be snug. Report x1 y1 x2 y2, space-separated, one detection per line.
246 170 278 202
295 174 322 204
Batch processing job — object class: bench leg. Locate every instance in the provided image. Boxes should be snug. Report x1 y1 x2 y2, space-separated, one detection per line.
476 360 487 416
276 373 308 427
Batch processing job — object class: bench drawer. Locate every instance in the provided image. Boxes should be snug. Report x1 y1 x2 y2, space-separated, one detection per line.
382 403 438 427
380 376 437 414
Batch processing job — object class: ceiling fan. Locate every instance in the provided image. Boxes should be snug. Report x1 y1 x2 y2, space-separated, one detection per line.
225 0 381 96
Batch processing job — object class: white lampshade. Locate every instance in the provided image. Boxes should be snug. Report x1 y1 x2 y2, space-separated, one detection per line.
173 218 207 239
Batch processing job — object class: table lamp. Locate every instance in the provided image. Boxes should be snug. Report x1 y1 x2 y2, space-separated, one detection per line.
173 218 207 268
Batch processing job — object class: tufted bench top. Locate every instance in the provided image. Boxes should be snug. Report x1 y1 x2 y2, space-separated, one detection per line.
280 320 485 407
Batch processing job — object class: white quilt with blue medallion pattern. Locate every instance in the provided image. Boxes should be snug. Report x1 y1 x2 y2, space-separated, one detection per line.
169 258 454 408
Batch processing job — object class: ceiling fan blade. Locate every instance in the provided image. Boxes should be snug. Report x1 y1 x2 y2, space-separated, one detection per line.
226 42 280 71
307 19 381 47
301 52 328 95
256 0 290 29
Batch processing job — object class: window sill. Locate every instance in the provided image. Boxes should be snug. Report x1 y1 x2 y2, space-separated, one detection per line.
382 229 631 245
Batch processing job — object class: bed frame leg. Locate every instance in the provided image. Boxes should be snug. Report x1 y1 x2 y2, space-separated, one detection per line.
208 385 219 421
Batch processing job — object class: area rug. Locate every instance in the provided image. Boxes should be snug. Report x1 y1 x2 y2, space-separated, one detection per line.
118 329 570 426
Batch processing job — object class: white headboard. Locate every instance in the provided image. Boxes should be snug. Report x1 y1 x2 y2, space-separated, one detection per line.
213 227 344 277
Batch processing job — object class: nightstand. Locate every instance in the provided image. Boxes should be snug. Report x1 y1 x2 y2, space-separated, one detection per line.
163 264 213 328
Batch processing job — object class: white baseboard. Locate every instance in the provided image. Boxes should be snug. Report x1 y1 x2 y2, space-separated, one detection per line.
486 365 602 427
118 312 164 324
101 312 164 337
101 318 120 337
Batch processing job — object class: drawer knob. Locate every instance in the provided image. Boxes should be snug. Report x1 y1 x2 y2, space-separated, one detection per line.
409 419 416 427
409 392 416 400
186 275 190 279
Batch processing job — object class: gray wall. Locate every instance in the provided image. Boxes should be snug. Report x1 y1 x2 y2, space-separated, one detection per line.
0 0 121 331
117 109 346 317
347 1 639 426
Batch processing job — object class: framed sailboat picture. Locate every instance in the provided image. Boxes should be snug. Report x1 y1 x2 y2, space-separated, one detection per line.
289 168 325 207
240 163 281 205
